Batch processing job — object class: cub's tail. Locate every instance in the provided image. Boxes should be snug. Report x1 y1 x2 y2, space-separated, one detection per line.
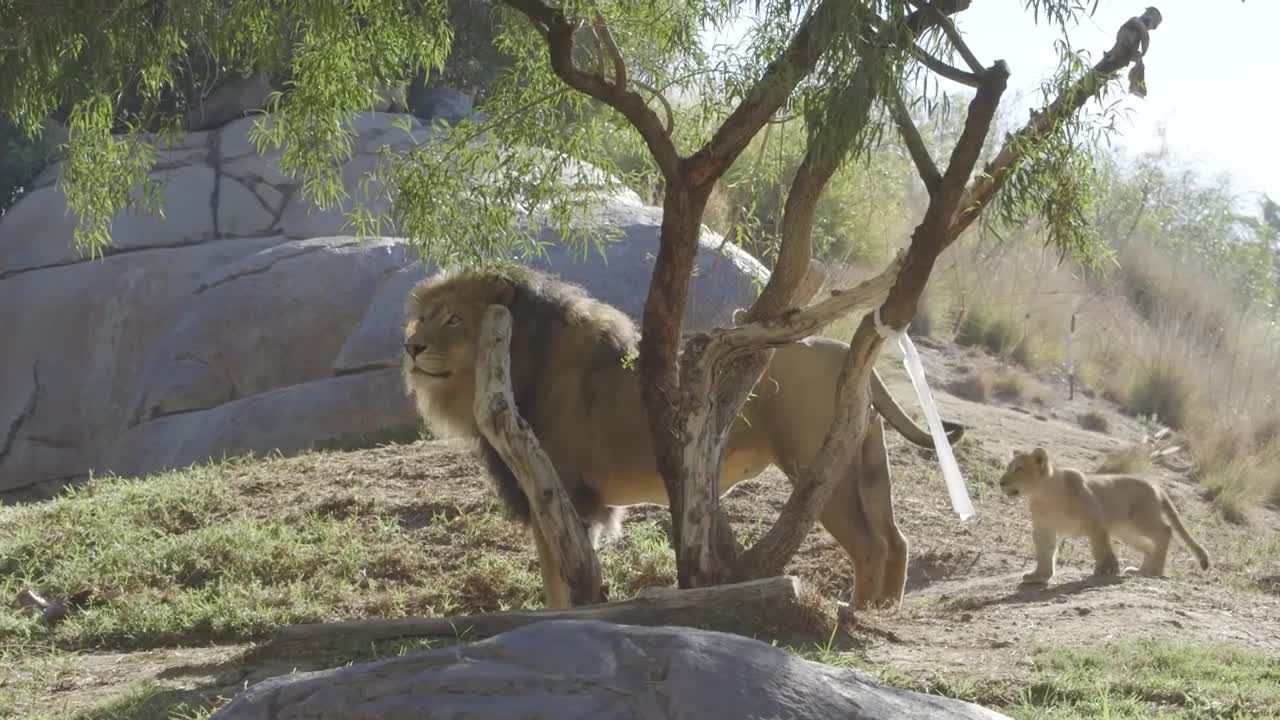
1162 494 1210 570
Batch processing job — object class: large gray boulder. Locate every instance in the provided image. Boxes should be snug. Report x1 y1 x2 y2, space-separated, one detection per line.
210 620 1010 720
0 107 769 500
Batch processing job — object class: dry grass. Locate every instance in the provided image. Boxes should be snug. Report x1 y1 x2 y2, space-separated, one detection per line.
1093 445 1153 475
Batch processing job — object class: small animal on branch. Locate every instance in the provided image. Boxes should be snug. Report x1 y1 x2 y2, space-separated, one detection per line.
998 446 1209 586
1105 6 1163 97
400 267 967 609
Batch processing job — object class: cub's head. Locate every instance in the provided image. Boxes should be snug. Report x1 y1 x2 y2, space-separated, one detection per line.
999 447 1053 497
401 270 517 434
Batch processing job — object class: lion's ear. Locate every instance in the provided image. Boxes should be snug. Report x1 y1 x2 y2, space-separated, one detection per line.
1031 447 1048 465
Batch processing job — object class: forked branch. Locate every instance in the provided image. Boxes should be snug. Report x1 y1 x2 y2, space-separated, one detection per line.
503 0 680 180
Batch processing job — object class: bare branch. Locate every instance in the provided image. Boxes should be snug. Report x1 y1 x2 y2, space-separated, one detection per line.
910 43 980 87
472 304 604 608
905 0 984 74
949 8 1164 240
503 0 680 180
887 90 941 192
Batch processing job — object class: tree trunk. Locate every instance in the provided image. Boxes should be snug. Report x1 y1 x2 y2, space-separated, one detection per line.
472 305 604 607
638 180 719 588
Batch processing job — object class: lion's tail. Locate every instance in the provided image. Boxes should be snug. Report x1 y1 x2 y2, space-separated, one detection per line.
1162 494 1210 570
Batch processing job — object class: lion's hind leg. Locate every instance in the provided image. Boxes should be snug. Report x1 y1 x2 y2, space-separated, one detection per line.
859 411 908 608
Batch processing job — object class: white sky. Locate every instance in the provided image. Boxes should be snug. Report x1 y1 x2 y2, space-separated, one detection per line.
700 1 1279 207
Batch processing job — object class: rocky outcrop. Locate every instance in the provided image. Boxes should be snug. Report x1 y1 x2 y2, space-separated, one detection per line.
210 620 1011 720
0 108 769 500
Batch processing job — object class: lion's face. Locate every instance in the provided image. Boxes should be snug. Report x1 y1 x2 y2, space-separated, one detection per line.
400 272 518 434
999 448 1050 497
402 297 484 385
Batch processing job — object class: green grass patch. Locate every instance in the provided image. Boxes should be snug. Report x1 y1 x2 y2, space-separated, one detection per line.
0 464 428 649
1002 640 1280 719
0 459 555 654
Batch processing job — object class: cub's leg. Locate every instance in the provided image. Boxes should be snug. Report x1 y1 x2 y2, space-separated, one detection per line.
1087 524 1121 577
858 412 909 607
1022 523 1058 584
1136 520 1172 577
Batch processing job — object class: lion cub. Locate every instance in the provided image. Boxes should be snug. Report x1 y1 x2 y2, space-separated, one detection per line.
999 447 1210 584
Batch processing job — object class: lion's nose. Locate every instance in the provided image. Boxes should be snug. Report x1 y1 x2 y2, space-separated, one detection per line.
404 342 426 358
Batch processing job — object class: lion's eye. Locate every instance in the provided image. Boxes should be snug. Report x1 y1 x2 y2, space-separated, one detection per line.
445 314 462 326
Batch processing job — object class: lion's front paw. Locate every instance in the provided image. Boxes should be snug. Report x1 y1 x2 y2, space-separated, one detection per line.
1020 572 1052 585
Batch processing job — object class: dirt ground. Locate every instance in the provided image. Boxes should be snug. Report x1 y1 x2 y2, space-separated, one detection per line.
11 340 1280 716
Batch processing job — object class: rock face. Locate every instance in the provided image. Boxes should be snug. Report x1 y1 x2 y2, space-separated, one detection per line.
210 620 1011 720
0 107 768 500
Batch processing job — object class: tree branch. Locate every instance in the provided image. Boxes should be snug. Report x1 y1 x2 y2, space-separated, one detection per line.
887 90 941 192
715 251 905 355
503 0 681 180
949 9 1164 240
686 0 856 187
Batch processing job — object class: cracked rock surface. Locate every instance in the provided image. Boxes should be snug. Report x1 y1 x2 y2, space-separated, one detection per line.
0 109 768 500
210 620 1012 720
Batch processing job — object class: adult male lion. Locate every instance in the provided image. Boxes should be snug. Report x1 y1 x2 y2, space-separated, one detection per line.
999 447 1210 585
402 268 964 608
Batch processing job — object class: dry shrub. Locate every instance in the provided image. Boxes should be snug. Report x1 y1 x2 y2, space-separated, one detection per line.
1094 444 1153 475
1126 360 1196 429
1078 410 1110 434
1198 438 1280 524
949 367 994 403
1188 420 1280 522
992 366 1031 401
927 241 1072 371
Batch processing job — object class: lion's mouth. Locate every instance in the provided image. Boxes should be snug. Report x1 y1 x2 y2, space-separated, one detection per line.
412 368 452 379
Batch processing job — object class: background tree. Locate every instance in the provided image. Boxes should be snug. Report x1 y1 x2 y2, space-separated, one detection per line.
0 0 1164 601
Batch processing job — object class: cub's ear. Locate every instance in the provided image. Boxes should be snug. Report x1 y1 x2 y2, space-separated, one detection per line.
1031 447 1048 465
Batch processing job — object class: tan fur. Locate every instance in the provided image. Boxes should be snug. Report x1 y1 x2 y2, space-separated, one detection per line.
999 447 1210 584
402 268 962 608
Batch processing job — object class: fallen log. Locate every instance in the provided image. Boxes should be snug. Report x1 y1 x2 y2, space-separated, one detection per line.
275 575 803 645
